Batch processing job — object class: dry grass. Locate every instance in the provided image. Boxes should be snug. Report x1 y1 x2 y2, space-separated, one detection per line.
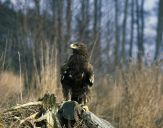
0 71 23 108
0 42 63 109
89 64 163 128
27 63 63 102
0 63 163 128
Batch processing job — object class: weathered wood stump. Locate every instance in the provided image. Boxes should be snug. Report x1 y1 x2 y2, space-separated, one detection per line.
0 93 61 128
0 94 114 128
57 101 114 128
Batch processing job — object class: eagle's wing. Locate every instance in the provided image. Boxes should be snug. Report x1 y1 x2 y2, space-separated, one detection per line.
60 64 67 82
60 63 72 83
61 63 68 74
60 63 72 100
85 63 94 87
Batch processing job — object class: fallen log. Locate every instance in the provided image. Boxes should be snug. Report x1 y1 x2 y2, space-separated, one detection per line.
0 94 114 128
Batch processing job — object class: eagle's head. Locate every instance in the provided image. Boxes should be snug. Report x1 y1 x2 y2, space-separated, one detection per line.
70 42 88 56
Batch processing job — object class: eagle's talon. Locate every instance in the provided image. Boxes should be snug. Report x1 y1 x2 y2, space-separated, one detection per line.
82 105 89 112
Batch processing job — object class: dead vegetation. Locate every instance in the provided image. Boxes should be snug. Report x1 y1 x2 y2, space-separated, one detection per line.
0 64 163 128
88 64 163 128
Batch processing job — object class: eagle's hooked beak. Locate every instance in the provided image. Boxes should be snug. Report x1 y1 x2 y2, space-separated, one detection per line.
70 43 78 49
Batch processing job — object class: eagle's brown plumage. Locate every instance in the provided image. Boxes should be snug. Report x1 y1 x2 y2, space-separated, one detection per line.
60 42 94 104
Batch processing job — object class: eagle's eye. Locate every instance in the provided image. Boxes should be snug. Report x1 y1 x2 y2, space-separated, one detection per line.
75 43 82 49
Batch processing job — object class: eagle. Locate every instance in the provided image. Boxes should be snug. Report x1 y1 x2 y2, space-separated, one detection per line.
60 42 94 104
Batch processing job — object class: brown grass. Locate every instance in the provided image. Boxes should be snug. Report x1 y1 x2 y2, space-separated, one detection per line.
0 71 23 108
0 63 163 128
89 65 163 128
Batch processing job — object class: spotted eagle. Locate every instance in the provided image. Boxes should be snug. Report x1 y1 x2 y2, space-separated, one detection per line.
60 42 94 104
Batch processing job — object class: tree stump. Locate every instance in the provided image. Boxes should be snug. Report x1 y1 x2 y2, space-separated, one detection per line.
0 94 114 128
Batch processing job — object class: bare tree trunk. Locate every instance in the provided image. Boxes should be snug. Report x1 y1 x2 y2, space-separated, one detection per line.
33 0 43 88
114 0 120 66
78 0 90 41
155 0 163 60
56 0 64 64
140 0 145 59
92 0 102 71
66 0 72 42
65 0 72 59
136 0 144 64
51 0 57 43
129 0 135 58
122 0 129 63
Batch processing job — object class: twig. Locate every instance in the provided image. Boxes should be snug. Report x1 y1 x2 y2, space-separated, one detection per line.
3 101 42 112
89 37 98 62
18 51 23 102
